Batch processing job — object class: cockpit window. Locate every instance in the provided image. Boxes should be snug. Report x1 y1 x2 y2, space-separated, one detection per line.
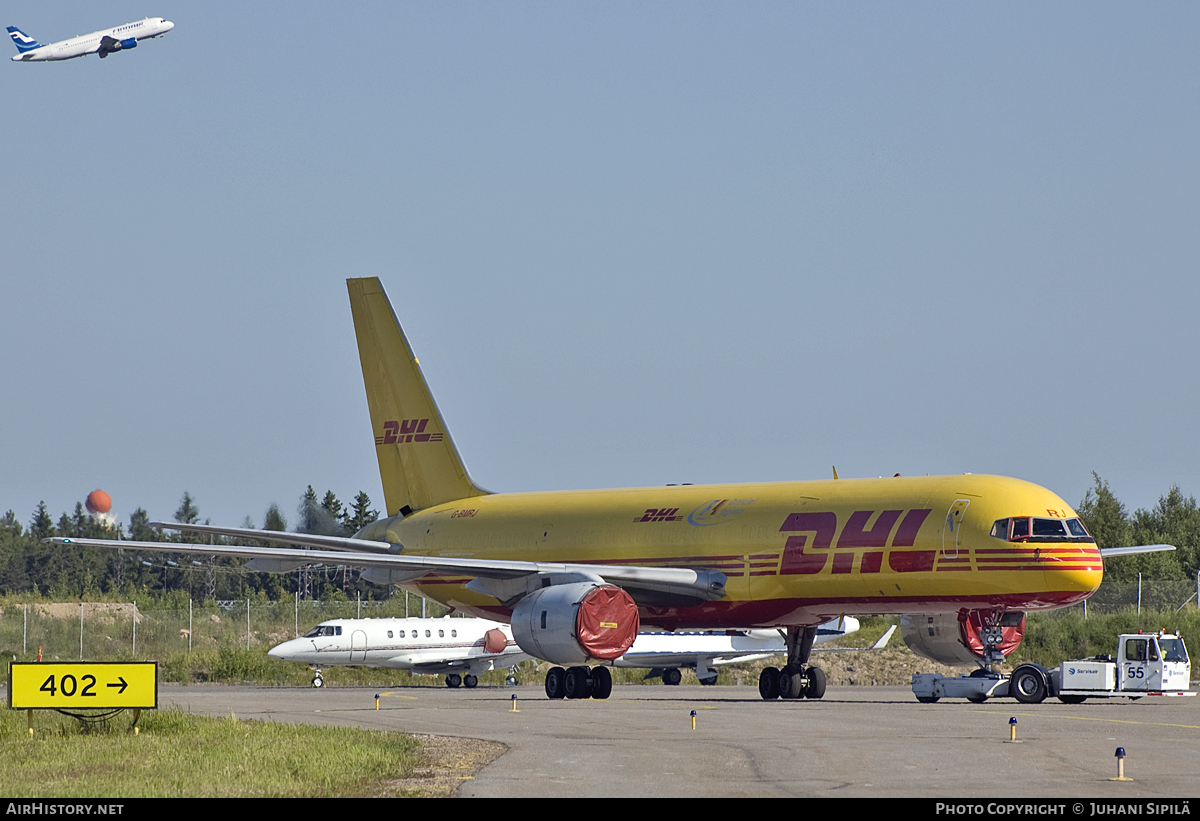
303 625 342 637
1012 518 1030 540
991 517 1094 543
1033 518 1066 538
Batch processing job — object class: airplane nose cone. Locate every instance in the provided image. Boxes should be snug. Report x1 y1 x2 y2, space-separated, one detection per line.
1044 553 1103 607
268 643 287 660
163 20 175 31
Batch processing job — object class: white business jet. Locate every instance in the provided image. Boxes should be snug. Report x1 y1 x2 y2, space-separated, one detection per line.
269 616 531 689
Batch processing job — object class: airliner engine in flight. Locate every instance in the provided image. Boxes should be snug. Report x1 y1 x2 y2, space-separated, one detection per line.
8 17 174 62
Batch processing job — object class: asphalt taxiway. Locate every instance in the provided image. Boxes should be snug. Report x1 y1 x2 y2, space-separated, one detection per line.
158 684 1200 798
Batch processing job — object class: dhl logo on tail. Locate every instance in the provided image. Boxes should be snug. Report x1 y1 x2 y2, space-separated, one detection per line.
375 419 445 445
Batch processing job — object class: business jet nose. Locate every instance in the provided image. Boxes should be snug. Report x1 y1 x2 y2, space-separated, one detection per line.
267 642 290 660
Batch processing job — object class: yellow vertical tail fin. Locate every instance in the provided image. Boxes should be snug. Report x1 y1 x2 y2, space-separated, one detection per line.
347 277 488 516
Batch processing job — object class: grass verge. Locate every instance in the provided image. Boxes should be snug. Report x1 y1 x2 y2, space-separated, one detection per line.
1 705 503 797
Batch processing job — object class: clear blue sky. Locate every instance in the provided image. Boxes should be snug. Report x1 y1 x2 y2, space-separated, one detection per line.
3 2 1197 531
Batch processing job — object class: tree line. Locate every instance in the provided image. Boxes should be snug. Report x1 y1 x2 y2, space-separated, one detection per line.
2 474 1197 601
1075 473 1200 582
0 487 382 601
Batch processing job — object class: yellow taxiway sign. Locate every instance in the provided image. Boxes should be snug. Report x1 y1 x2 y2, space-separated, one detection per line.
9 662 157 710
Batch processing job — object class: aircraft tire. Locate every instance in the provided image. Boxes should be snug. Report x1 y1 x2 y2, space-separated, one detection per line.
805 666 827 699
699 673 718 686
590 666 613 700
311 675 323 689
663 668 682 686
446 673 462 688
464 674 478 688
778 669 806 700
759 667 780 700
564 666 591 699
1010 664 1049 704
545 666 566 699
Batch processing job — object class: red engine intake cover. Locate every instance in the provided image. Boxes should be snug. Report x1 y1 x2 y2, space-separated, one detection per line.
575 584 640 660
483 628 508 655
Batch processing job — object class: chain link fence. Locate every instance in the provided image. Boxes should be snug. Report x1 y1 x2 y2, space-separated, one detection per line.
0 593 455 662
1064 574 1200 616
4 573 1199 661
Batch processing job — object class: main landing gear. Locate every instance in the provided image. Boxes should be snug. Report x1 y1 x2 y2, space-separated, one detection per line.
545 665 613 700
311 669 324 688
759 625 827 701
444 673 479 688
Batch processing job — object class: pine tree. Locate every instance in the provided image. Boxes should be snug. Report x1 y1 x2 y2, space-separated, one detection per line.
298 485 321 533
321 491 344 523
29 501 53 539
129 508 159 541
343 491 379 535
174 492 200 525
263 503 288 532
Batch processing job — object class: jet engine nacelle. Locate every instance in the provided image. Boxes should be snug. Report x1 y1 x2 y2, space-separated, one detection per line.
510 582 640 666
120 38 137 49
900 611 1026 667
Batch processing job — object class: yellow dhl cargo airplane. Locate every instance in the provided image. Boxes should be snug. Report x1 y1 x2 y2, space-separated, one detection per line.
54 277 1142 701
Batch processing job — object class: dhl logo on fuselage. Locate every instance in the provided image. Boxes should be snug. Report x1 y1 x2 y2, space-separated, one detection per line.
376 419 445 446
636 508 684 523
776 509 1100 576
779 509 935 575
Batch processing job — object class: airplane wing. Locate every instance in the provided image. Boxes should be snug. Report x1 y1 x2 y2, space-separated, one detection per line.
406 654 533 676
148 522 397 554
100 35 118 47
1099 544 1175 558
46 533 727 607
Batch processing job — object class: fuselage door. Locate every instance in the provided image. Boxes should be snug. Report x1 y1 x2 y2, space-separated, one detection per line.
350 629 368 663
942 499 971 559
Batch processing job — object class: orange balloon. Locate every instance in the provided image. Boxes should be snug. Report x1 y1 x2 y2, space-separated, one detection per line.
85 489 112 514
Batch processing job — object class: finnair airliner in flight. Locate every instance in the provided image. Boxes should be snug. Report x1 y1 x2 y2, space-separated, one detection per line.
8 17 174 62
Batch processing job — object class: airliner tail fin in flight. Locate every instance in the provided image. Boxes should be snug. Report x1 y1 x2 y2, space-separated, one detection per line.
7 26 43 53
